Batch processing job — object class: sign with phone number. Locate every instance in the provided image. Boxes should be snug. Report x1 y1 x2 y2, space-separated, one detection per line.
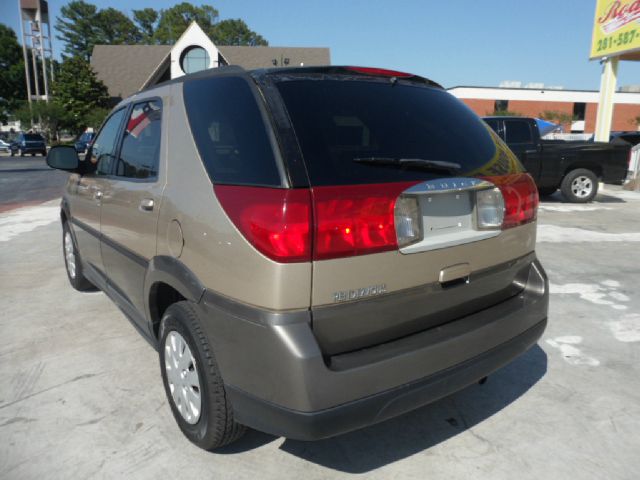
590 0 640 59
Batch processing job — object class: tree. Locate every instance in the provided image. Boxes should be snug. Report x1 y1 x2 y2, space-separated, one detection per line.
13 100 68 141
56 1 100 61
51 56 109 133
96 8 141 45
133 8 158 43
212 19 268 46
153 3 220 44
0 24 27 122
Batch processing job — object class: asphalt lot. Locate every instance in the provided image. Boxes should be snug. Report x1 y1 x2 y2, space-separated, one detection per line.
0 162 639 479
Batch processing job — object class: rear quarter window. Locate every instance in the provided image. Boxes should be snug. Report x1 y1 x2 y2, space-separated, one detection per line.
183 76 282 187
276 79 522 185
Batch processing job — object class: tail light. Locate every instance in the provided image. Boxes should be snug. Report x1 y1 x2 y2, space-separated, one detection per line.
214 175 537 264
214 186 311 263
484 173 539 229
312 182 416 260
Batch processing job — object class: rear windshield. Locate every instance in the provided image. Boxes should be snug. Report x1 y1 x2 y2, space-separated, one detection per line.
276 79 521 185
24 134 44 141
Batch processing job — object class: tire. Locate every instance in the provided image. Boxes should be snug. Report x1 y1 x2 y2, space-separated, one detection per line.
537 186 557 197
31 153 36 156
159 301 246 450
19 149 24 157
62 221 95 291
560 168 599 203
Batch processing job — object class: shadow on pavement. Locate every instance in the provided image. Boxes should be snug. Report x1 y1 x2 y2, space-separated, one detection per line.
219 345 547 473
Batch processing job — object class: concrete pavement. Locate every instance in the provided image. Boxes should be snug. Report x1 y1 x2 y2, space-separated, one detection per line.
0 187 639 479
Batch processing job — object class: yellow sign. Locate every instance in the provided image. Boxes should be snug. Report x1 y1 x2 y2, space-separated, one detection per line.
590 0 640 59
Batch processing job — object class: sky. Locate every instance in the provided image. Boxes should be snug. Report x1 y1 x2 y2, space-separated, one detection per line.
2 0 640 90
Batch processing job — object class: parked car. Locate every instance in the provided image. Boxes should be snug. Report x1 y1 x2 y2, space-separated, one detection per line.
74 131 95 153
0 139 10 152
483 116 630 202
10 132 47 156
47 65 548 450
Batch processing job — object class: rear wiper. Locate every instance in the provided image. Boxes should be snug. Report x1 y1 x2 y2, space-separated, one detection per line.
353 157 461 172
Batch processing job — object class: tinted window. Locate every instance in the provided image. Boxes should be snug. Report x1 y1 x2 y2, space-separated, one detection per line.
89 108 126 175
24 134 44 141
276 79 520 186
115 100 162 179
183 76 281 186
505 120 533 144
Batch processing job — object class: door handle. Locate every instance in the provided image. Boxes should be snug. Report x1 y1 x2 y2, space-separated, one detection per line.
139 198 154 211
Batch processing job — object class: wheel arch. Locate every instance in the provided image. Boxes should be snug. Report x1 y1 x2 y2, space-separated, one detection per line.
562 163 602 179
144 256 206 339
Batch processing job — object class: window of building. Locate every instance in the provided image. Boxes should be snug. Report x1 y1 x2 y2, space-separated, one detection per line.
573 102 586 121
180 46 210 74
116 100 162 179
494 100 509 113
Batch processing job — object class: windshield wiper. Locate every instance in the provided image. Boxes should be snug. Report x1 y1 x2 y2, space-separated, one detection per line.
353 157 461 172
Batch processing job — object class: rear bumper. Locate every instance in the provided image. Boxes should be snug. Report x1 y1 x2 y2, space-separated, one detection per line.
227 319 546 440
197 256 548 440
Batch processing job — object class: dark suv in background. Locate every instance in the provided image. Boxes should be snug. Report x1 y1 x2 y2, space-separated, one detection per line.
47 65 548 451
10 132 47 156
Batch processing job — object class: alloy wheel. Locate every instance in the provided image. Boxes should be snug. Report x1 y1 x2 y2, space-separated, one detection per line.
164 331 202 424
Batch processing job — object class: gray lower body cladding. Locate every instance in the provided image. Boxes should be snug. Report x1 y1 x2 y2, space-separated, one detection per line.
197 256 548 440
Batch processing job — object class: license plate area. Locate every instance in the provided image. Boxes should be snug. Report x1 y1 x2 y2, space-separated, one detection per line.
400 181 501 254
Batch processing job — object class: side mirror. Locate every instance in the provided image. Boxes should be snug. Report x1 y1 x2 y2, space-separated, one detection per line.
47 145 80 172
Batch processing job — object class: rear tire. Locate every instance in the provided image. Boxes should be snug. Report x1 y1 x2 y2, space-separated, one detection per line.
159 301 246 450
62 221 95 291
561 169 598 203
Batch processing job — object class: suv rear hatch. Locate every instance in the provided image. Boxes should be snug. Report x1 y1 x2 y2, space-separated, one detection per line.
264 67 539 356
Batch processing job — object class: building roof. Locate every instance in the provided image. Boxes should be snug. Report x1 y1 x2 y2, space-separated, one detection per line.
91 43 331 100
448 85 640 105
218 46 330 69
91 45 171 100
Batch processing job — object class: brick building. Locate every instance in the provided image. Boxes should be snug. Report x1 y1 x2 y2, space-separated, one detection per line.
449 86 640 133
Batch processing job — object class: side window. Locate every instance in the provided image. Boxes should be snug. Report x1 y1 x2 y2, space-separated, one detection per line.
183 76 281 186
505 120 533 144
116 100 162 179
89 109 126 175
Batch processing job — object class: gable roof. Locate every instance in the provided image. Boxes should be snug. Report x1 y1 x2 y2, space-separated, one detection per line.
91 43 331 101
91 45 171 100
218 46 330 69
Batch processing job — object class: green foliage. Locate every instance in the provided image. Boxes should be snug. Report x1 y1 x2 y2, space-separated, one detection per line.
51 56 110 133
0 24 27 122
83 107 109 129
56 1 100 61
212 19 268 46
13 100 68 141
133 8 158 43
56 1 269 55
153 3 219 44
95 8 142 45
489 110 522 117
539 110 575 126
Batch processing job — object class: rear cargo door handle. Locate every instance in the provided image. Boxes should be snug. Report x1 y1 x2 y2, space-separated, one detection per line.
439 263 471 287
139 198 154 211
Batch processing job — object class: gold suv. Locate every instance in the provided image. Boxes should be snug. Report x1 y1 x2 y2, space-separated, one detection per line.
47 66 548 450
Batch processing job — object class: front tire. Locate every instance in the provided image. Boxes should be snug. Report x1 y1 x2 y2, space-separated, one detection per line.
159 301 246 450
561 169 598 203
62 222 95 291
